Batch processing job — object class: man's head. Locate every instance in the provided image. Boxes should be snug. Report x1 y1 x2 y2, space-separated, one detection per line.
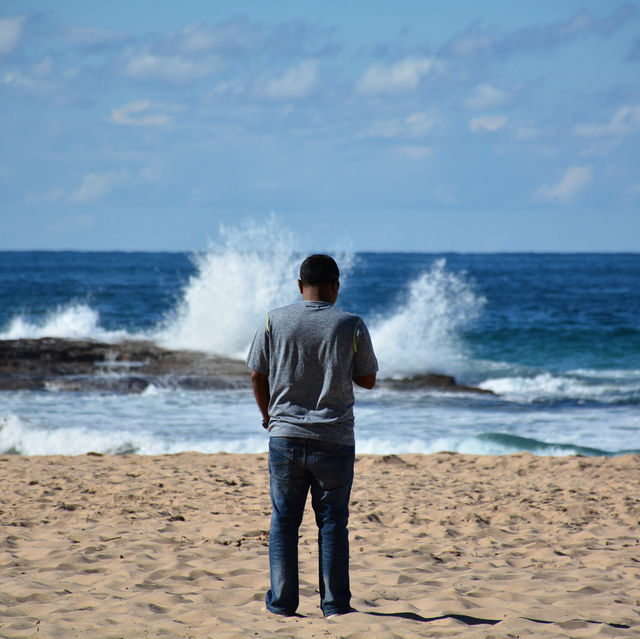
299 254 339 286
298 254 340 303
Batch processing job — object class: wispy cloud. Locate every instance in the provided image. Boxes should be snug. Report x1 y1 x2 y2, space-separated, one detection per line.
362 111 439 140
574 105 640 137
124 51 219 84
111 100 173 126
64 26 128 48
172 20 258 54
469 116 507 132
69 170 128 204
444 5 636 59
535 166 592 203
260 59 318 100
2 56 55 92
356 56 436 95
0 15 26 56
464 84 508 110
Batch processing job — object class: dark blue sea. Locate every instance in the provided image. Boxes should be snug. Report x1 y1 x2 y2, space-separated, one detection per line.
1 228 639 456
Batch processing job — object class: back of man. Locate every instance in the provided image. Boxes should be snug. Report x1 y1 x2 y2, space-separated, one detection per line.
246 254 378 618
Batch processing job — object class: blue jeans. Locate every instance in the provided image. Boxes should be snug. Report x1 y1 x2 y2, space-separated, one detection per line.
266 436 355 617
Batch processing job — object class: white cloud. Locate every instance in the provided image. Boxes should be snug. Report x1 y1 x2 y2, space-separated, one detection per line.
111 100 172 127
0 15 26 56
124 51 217 84
69 170 128 204
177 23 220 53
2 56 54 92
357 56 435 95
172 19 257 54
469 116 507 133
2 70 34 89
574 105 640 137
362 119 402 139
464 84 508 110
405 111 438 135
261 60 318 100
535 166 592 204
362 111 439 140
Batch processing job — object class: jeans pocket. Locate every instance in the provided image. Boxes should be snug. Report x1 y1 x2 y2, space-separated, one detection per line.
314 448 354 491
268 440 295 478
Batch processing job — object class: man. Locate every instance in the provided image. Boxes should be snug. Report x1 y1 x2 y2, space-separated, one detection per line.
246 254 378 618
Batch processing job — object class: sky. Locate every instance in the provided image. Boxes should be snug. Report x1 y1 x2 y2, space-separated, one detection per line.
1 1 639 252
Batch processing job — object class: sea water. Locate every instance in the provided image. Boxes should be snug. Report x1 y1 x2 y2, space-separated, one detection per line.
1 223 639 456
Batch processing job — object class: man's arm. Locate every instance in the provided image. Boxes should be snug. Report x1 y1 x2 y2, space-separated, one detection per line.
250 370 270 425
353 373 376 389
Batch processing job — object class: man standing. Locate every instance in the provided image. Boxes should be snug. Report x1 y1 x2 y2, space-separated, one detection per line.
247 254 378 618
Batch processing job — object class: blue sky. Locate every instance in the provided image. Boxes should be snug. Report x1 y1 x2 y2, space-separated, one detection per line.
1 1 639 251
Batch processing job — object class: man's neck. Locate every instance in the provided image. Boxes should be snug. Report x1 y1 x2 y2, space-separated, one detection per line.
300 281 339 304
302 290 333 303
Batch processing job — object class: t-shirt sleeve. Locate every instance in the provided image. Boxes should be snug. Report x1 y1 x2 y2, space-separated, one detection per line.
246 317 270 375
353 319 378 377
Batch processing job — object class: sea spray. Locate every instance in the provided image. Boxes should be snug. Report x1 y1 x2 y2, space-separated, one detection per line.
0 302 128 342
154 218 354 358
370 259 485 379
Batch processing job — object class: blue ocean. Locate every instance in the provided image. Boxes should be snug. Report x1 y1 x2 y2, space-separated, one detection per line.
1 225 639 457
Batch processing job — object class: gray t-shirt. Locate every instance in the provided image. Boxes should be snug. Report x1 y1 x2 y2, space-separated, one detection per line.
246 300 378 445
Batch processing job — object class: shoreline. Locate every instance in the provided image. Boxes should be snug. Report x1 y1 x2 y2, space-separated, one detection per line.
1 451 638 638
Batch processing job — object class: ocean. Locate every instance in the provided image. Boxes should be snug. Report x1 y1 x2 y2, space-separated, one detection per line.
1 226 639 457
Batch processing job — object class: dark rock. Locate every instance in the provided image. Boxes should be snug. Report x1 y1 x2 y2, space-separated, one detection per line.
0 338 249 392
0 338 493 395
380 373 494 395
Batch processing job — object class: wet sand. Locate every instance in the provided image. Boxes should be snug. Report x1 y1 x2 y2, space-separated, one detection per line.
1 452 639 638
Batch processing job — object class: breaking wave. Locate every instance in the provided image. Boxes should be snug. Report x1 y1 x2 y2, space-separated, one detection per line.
370 259 485 379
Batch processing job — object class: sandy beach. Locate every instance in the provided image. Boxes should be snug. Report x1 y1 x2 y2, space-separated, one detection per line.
1 451 638 638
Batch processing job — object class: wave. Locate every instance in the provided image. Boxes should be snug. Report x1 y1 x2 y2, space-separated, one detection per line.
0 414 267 456
369 259 485 378
0 303 130 342
354 432 640 457
152 218 305 357
462 433 640 457
4 413 636 457
478 370 640 404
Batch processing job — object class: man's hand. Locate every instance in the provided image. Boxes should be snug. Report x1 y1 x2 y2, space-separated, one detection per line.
250 370 271 426
353 373 376 389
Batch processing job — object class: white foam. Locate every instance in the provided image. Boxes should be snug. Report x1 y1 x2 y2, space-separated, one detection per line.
0 303 129 342
154 218 302 358
0 412 269 456
479 371 640 403
154 217 354 358
0 414 130 455
370 259 485 378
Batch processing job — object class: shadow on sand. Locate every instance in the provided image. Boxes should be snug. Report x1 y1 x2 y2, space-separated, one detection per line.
365 611 631 630
365 611 500 625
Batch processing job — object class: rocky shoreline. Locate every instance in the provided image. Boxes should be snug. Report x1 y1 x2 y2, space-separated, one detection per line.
0 338 492 394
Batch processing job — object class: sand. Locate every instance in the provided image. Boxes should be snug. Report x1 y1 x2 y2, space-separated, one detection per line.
1 451 638 638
